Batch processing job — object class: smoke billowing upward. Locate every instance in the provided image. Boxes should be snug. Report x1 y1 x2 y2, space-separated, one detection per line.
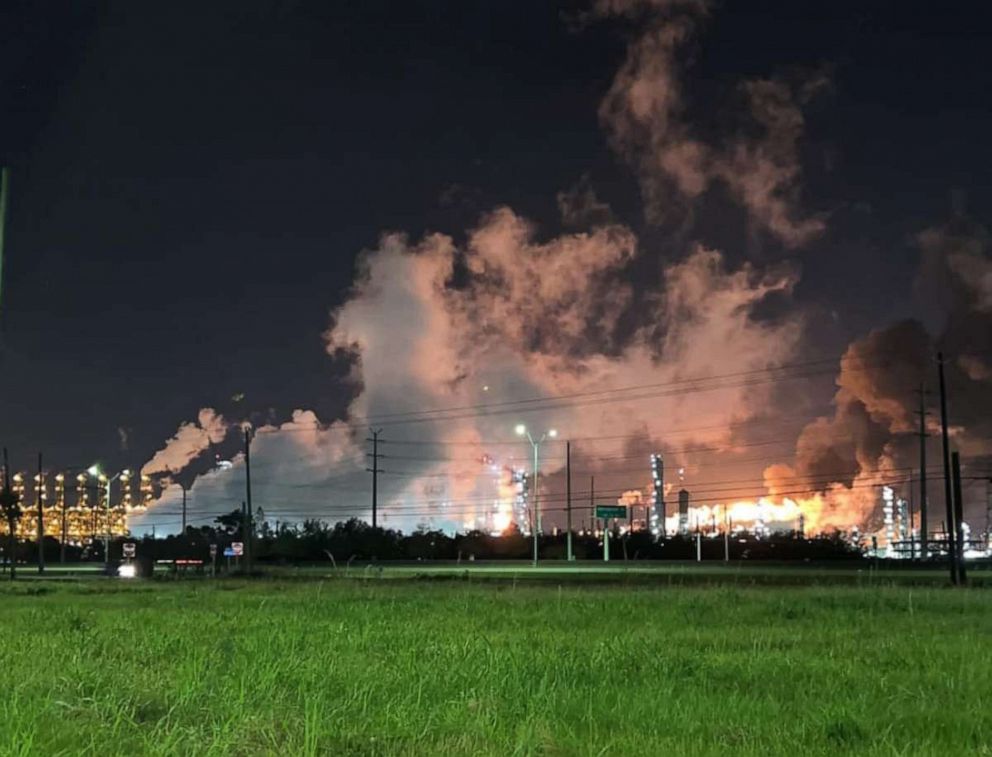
131 2 991 537
765 221 992 529
141 408 228 477
596 0 827 246
314 209 803 530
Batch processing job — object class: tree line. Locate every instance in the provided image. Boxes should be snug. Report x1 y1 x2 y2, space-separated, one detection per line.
141 510 863 564
0 501 868 576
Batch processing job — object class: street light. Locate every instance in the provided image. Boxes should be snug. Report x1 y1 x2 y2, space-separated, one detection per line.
515 424 558 566
88 466 129 571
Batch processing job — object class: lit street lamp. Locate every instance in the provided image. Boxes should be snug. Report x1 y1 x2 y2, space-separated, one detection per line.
515 424 557 566
88 465 129 571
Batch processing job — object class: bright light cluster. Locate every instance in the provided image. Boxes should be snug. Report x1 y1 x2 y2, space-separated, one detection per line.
0 469 146 544
649 453 664 537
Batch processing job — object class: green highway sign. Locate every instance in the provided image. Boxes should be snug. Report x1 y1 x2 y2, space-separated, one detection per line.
595 505 627 519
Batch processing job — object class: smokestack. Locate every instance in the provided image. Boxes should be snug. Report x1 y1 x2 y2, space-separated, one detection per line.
678 488 690 536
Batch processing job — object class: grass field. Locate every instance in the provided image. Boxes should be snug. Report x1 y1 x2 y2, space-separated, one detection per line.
258 560 992 587
0 577 989 756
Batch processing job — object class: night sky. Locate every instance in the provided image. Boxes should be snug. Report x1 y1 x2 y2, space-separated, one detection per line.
2 1 991 531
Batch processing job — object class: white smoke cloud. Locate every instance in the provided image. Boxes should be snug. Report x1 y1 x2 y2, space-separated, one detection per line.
131 409 363 532
333 219 798 530
133 209 803 534
141 408 228 476
131 1 843 535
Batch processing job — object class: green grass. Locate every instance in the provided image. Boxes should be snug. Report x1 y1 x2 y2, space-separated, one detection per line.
0 578 990 755
260 560 992 587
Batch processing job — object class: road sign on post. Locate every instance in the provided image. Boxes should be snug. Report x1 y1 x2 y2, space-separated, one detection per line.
595 505 626 519
595 506 625 561
230 542 244 557
122 543 136 559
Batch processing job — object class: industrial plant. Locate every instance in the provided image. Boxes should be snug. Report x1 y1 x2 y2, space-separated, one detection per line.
0 468 149 546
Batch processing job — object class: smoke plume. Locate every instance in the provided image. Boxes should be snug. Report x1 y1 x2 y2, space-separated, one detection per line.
141 408 228 476
133 3 991 538
597 0 826 246
767 219 992 529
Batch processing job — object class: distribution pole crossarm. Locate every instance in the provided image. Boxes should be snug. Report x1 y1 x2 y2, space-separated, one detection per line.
367 429 382 530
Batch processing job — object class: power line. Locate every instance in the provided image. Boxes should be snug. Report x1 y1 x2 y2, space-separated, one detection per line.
252 349 949 433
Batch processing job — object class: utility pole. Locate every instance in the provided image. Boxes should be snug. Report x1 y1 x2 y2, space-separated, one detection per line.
916 383 929 560
723 506 730 562
937 353 958 585
2 448 16 580
951 452 967 585
36 452 44 573
240 500 248 572
180 482 188 535
243 426 253 574
590 475 595 534
907 475 916 560
532 444 540 538
986 478 992 553
105 475 113 570
59 476 67 564
367 429 382 529
566 441 573 561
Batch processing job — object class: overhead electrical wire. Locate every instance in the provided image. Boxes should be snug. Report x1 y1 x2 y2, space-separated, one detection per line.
252 348 957 434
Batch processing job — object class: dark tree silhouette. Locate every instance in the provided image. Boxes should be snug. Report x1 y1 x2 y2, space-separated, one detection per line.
1 450 22 580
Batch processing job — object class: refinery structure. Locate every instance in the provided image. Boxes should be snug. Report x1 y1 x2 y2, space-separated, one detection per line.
0 469 150 544
454 450 990 560
0 451 986 562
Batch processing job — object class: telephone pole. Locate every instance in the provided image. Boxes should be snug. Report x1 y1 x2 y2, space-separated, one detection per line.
36 452 44 574
59 476 67 564
937 352 958 584
367 429 382 529
589 475 595 533
951 452 967 585
986 478 992 553
240 500 248 571
243 426 253 574
915 383 930 560
565 441 573 561
3 447 16 580
180 482 188 534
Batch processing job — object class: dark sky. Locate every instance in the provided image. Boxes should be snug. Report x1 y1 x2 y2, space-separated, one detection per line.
2 0 991 476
